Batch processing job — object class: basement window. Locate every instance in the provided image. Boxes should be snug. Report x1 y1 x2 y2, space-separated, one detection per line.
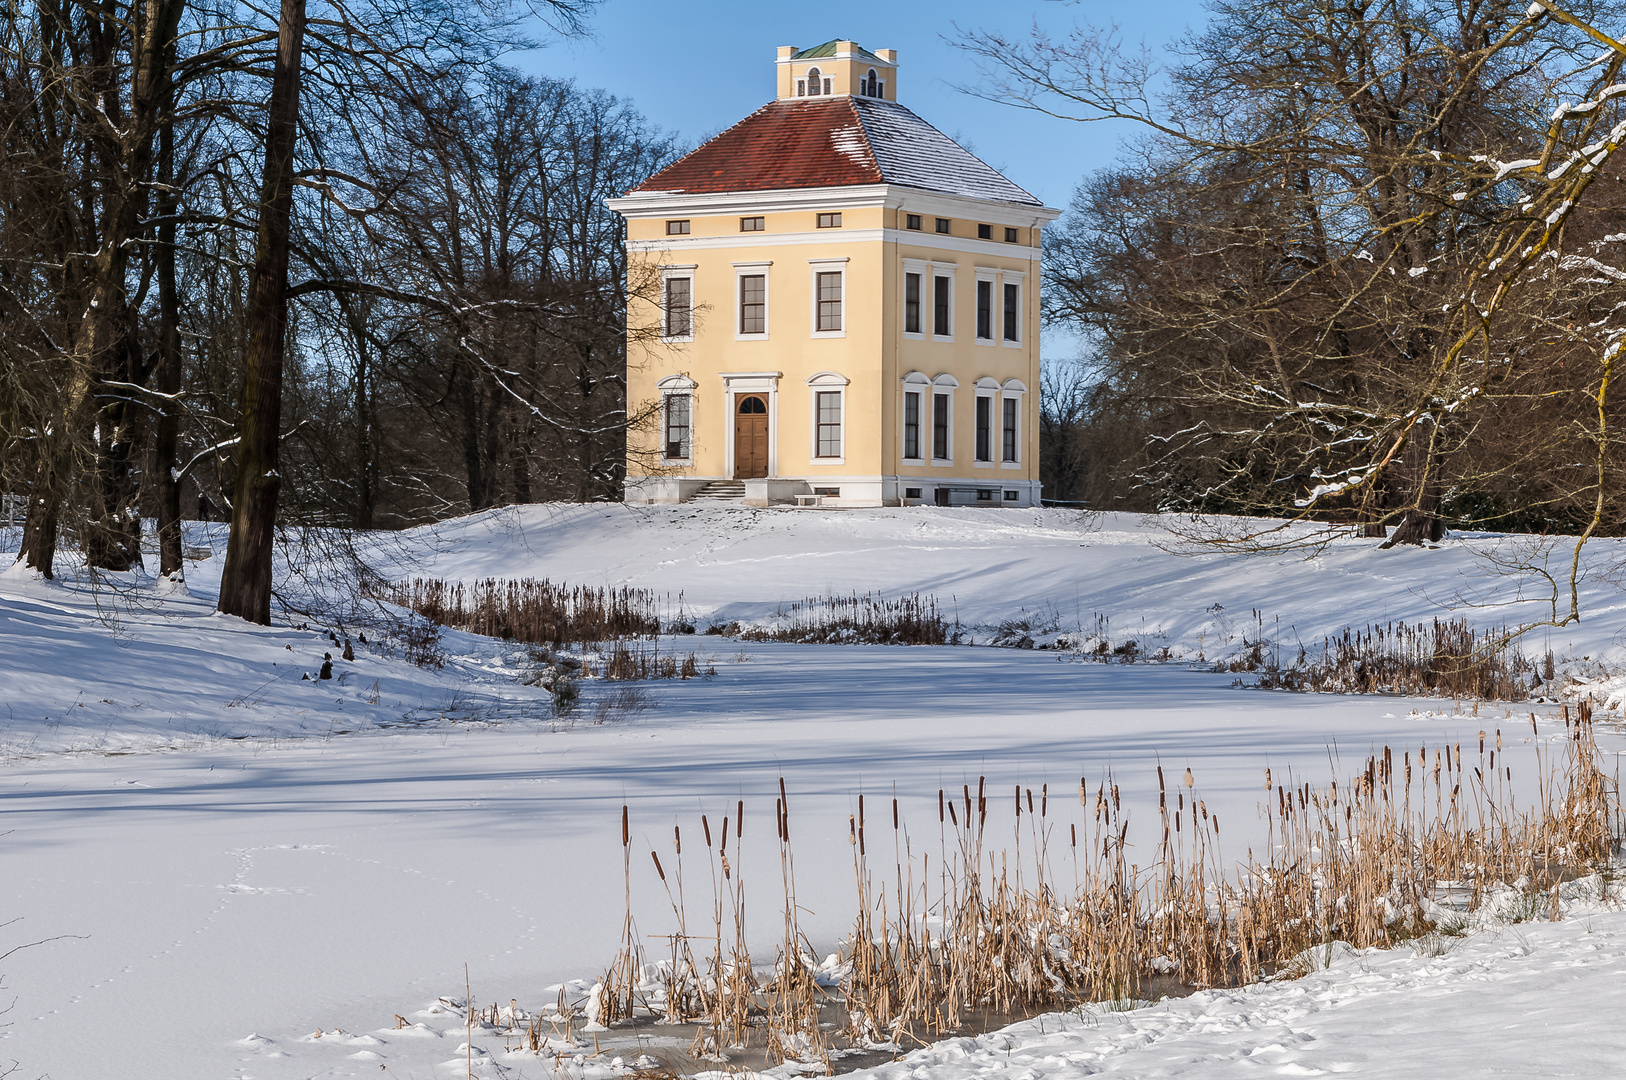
814 487 840 497
1004 490 1019 501
905 487 923 500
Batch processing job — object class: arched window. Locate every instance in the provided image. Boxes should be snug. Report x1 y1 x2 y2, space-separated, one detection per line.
806 67 822 95
866 69 878 97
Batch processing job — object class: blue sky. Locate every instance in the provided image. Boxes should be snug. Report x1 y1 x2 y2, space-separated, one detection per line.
512 0 1212 212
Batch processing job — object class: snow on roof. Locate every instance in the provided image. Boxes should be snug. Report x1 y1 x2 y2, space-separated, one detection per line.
627 97 1043 207
852 97 1041 206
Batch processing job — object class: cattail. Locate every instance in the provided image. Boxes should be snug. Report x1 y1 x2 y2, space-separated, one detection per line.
737 799 744 838
622 805 629 848
1183 768 1194 788
938 789 945 823
1071 823 1077 847
893 798 899 830
1041 783 1047 817
674 824 681 855
1026 788 1034 815
721 816 729 849
651 851 666 881
702 815 712 847
948 801 958 826
1015 785 1022 818
1265 767 1271 789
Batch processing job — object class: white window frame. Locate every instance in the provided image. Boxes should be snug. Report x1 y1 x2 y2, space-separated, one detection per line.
808 257 848 339
974 269 998 345
1001 270 1027 348
973 377 1000 465
901 258 929 340
930 267 954 341
930 373 958 466
660 265 696 343
901 370 930 462
733 261 771 340
1000 378 1027 468
656 374 697 464
806 371 849 464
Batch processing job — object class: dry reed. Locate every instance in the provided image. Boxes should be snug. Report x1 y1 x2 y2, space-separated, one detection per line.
382 577 663 646
1253 618 1539 700
588 704 1618 1066
738 592 949 646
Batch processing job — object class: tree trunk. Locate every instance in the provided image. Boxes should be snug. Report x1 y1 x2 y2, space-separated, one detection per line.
1380 426 1445 547
217 0 307 624
154 50 184 580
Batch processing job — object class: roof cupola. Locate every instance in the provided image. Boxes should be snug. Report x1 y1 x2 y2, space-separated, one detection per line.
776 40 898 102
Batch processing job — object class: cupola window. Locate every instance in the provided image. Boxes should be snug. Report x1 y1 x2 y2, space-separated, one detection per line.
865 69 878 96
807 67 823 95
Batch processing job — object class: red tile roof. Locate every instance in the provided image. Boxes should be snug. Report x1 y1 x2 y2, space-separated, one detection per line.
629 97 1043 206
633 99 881 195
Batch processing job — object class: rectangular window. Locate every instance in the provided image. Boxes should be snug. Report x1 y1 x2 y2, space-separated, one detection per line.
816 391 842 457
663 276 692 338
1002 397 1018 462
976 396 992 461
817 212 842 228
1003 282 1019 341
739 274 765 334
741 216 765 231
1004 227 1020 243
977 489 994 502
906 213 922 231
977 223 992 240
1004 490 1019 500
976 280 993 340
935 217 951 234
905 487 923 500
814 486 840 497
816 271 843 331
664 395 691 460
933 393 950 459
903 391 921 459
904 273 921 334
666 219 690 235
933 275 951 336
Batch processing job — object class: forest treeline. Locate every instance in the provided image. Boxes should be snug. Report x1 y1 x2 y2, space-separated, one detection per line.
7 0 1626 628
1027 0 1626 547
0 0 676 615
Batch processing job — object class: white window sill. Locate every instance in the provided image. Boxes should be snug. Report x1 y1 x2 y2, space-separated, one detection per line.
902 331 926 340
811 457 846 466
735 333 770 342
660 335 694 344
1001 461 1022 469
1001 339 1022 348
811 330 847 339
931 459 954 467
975 336 997 346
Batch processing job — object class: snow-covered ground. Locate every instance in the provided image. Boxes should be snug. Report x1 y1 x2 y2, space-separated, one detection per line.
3 506 1625 1079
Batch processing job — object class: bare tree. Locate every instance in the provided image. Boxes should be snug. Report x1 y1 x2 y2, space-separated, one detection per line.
973 0 1626 572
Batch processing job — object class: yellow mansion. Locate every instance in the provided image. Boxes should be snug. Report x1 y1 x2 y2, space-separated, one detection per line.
609 40 1060 507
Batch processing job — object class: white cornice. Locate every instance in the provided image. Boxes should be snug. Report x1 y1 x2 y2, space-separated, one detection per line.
629 227 1047 262
607 183 1060 225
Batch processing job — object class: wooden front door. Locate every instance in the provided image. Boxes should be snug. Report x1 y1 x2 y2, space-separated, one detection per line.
734 395 769 479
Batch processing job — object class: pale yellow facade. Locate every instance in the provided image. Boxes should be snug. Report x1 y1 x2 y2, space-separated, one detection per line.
610 45 1061 507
